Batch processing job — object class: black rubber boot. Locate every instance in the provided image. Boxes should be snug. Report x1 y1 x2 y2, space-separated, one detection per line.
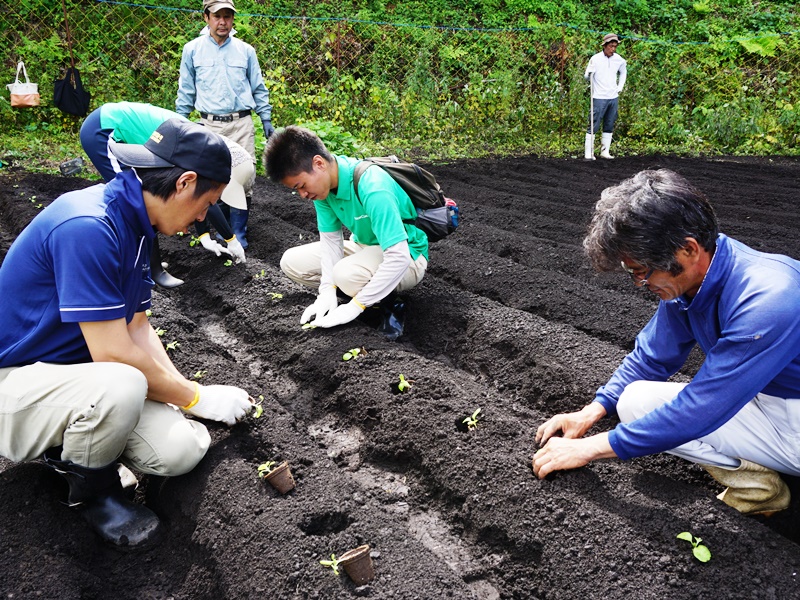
151 236 184 289
43 449 161 548
378 295 406 341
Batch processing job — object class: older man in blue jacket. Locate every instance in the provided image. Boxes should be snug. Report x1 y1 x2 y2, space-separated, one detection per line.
533 169 800 516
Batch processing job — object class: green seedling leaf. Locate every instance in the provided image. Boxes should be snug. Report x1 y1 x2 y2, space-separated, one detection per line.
268 292 283 301
342 347 364 361
677 531 711 563
253 404 264 419
145 309 153 317
154 327 166 337
463 407 481 431
257 461 277 478
191 369 207 380
189 235 201 247
397 373 412 392
319 553 341 576
302 323 317 330
165 340 180 351
693 545 712 562
223 259 233 267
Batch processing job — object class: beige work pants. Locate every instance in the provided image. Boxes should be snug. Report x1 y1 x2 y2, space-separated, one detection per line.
280 240 427 298
0 362 209 475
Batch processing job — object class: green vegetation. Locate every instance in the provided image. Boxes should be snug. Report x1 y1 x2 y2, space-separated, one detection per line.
397 374 412 393
463 407 481 431
319 553 342 575
676 531 712 563
2 0 800 172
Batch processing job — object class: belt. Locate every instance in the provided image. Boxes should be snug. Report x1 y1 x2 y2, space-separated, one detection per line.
199 110 252 122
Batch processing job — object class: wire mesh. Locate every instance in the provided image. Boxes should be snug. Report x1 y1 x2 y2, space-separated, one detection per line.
2 0 799 159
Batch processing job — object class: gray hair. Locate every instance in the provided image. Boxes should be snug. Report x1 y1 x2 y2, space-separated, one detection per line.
583 169 718 274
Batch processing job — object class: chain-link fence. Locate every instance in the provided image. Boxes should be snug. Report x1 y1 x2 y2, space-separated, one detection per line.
3 0 800 159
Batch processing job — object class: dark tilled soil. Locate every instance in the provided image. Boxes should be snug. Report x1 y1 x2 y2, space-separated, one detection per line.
1 155 799 600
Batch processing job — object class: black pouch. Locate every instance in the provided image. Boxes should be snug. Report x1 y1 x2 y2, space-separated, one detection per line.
53 67 90 117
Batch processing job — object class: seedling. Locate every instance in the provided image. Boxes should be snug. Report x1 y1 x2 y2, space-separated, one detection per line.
145 309 153 317
191 369 207 380
342 347 366 361
319 553 341 576
302 323 316 330
676 532 711 563
268 292 283 301
253 269 266 279
463 407 481 431
154 327 166 337
257 461 278 478
252 395 264 419
397 374 412 393
165 340 180 352
188 235 201 247
224 259 233 267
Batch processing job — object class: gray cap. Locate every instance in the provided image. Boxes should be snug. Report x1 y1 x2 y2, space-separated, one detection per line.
204 0 236 12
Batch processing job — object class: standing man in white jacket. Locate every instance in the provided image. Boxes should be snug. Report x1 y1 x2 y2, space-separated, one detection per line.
584 33 627 160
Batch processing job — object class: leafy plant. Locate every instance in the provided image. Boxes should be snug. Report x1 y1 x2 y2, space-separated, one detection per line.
223 259 233 267
145 309 153 318
257 461 277 478
165 340 180 352
397 373 413 393
319 553 341 576
253 269 266 279
188 235 201 247
268 292 283 301
252 395 265 419
191 369 207 380
463 407 481 431
154 327 166 337
677 532 711 563
302 323 316 330
342 347 366 361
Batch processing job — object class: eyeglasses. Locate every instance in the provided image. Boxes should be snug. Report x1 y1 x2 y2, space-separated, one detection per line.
620 261 654 288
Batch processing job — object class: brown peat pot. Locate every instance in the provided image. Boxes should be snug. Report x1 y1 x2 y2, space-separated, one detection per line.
339 544 375 584
263 461 296 494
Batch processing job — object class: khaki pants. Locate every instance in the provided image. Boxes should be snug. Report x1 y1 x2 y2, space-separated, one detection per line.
199 113 256 161
280 240 428 298
0 362 209 475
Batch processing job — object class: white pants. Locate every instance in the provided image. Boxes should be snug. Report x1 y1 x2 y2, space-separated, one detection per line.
0 362 210 476
617 380 800 475
280 240 428 298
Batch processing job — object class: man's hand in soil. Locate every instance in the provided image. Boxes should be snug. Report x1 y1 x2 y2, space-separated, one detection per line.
535 402 607 446
312 300 364 328
183 384 253 426
532 433 616 479
301 287 339 324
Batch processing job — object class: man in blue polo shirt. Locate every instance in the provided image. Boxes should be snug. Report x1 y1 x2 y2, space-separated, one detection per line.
0 119 253 547
263 125 429 340
532 169 800 516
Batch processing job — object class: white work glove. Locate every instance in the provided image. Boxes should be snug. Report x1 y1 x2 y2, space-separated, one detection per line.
198 232 232 258
312 300 364 328
300 287 339 324
182 384 252 426
225 236 246 264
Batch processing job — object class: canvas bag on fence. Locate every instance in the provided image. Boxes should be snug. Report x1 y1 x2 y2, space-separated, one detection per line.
6 62 40 108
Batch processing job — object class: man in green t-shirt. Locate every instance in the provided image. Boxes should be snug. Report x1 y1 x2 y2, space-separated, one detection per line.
264 126 429 339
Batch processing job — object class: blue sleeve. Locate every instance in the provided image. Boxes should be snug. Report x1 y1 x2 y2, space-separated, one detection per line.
595 303 695 416
609 287 800 460
51 217 128 323
176 44 196 117
248 47 272 122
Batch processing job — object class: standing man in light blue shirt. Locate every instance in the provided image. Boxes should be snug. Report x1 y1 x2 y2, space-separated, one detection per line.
176 0 274 248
